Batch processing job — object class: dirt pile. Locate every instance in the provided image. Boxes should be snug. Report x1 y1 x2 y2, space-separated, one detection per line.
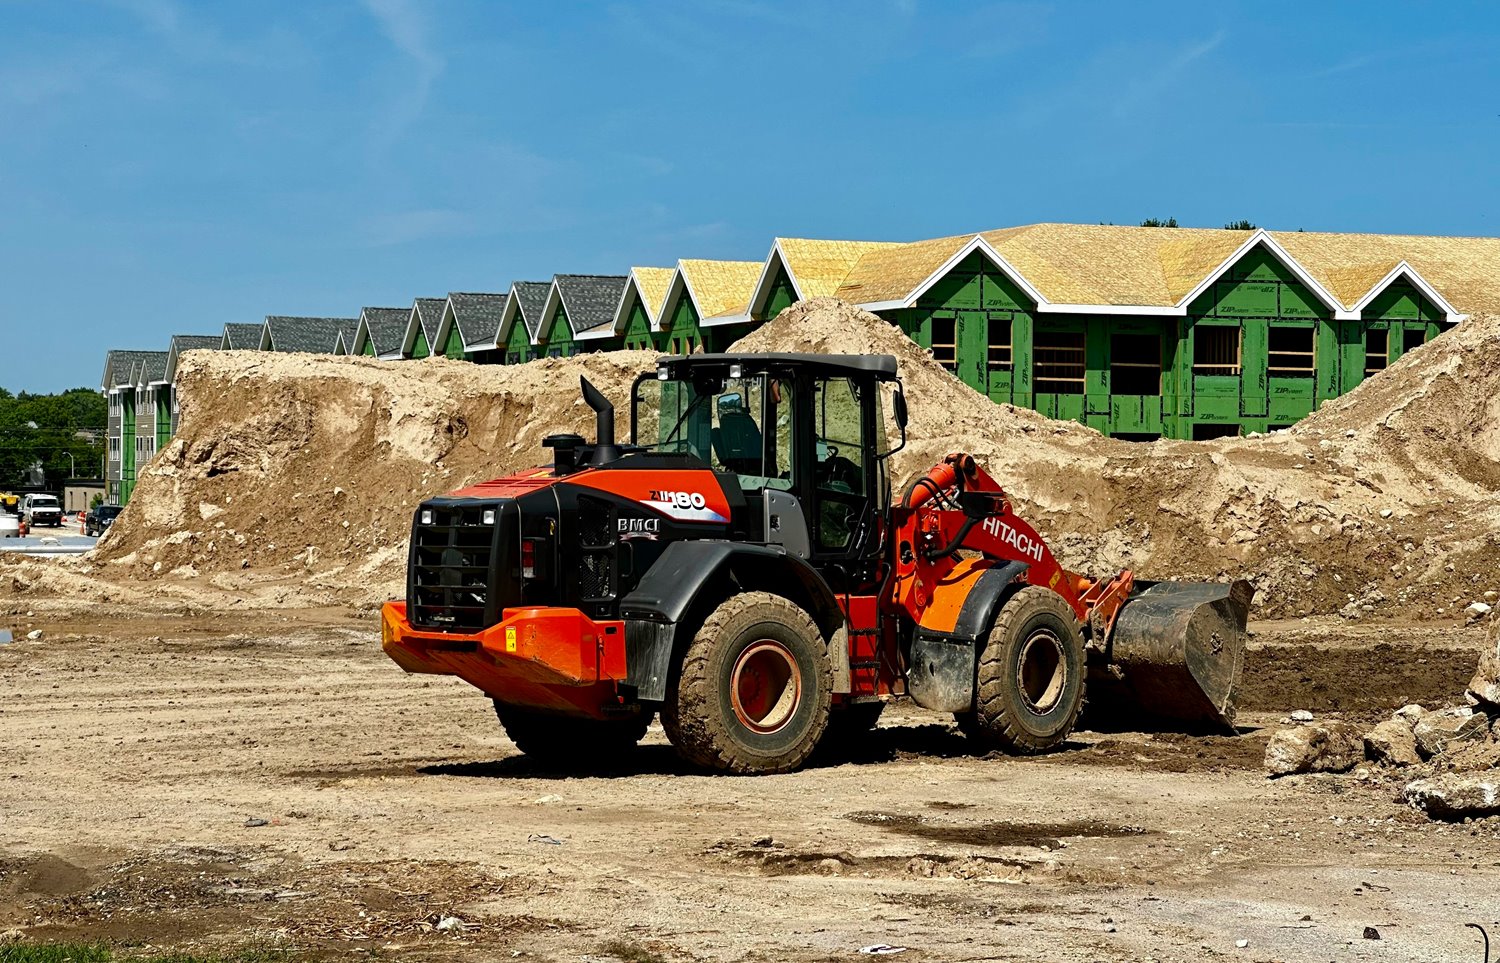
6 297 1499 616
732 299 1500 617
75 349 654 605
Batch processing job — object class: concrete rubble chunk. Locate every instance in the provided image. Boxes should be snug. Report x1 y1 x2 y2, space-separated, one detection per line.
1404 774 1500 820
1412 707 1488 759
1467 631 1500 709
1432 740 1500 773
1265 721 1365 777
1466 601 1493 622
1364 719 1421 767
1392 704 1425 727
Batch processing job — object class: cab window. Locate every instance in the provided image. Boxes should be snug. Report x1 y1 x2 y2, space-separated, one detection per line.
813 377 868 551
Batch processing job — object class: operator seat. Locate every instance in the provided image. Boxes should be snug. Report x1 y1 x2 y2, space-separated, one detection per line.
711 408 765 475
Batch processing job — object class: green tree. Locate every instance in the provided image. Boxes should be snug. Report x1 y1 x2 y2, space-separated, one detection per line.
1223 219 1257 231
0 388 106 489
1140 217 1179 228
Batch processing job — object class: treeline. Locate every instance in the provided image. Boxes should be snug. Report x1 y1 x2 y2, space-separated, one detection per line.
0 388 107 490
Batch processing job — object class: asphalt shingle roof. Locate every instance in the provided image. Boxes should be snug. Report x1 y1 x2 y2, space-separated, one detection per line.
171 335 221 354
335 318 359 352
412 298 446 350
265 316 356 354
512 282 553 338
103 350 159 388
135 351 170 385
360 308 411 356
447 292 508 346
222 323 264 349
555 275 628 334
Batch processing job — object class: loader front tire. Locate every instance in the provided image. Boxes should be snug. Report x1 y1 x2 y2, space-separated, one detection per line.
493 701 652 768
662 591 832 775
956 586 1085 754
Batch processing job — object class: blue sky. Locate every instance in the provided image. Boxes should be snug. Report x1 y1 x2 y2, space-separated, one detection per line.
2 0 1498 393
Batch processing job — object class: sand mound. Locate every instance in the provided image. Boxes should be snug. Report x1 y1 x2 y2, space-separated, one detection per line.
8 298 1497 617
79 349 655 606
732 299 1500 617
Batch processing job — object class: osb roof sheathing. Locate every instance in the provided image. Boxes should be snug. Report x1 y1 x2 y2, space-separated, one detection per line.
676 259 763 320
631 267 676 322
823 223 1500 316
776 238 904 300
1270 230 1500 314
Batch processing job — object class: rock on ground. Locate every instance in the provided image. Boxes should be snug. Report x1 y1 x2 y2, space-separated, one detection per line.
1404 774 1500 820
1364 718 1421 767
1265 721 1365 777
1467 619 1500 709
1413 707 1490 759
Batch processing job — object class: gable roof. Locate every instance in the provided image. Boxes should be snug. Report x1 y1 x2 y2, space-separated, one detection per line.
261 316 355 354
444 292 509 350
512 281 553 338
749 238 904 318
555 275 628 335
589 266 675 339
675 259 764 327
134 351 170 387
102 350 160 391
221 322 265 350
353 307 412 359
397 297 447 356
333 318 359 355
164 335 221 383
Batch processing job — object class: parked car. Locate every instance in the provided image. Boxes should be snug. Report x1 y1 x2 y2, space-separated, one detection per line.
20 493 63 528
85 504 123 536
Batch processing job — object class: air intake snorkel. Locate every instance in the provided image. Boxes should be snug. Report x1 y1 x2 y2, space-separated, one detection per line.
580 376 622 466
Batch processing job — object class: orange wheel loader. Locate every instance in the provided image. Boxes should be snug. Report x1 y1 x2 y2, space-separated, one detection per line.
381 354 1252 774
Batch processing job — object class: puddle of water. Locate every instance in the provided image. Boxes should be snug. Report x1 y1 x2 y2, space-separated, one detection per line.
0 630 12 645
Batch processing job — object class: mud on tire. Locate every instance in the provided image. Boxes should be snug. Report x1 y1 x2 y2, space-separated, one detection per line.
493 701 652 767
955 586 1085 754
662 591 833 775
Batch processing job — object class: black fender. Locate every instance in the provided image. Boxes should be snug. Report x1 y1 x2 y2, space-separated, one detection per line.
618 540 846 703
906 560 1029 713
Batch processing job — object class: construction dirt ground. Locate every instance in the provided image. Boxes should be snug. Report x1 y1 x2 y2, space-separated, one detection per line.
3 299 1500 962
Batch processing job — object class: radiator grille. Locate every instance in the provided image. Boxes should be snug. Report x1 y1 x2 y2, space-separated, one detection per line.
576 496 615 602
410 503 497 630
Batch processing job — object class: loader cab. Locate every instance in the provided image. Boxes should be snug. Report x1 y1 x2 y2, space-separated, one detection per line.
630 353 905 588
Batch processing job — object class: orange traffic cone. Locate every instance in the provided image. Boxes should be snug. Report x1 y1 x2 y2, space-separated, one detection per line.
79 512 86 535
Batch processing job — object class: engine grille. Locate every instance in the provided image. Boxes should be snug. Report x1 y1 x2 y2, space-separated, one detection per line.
576 496 615 602
410 502 498 630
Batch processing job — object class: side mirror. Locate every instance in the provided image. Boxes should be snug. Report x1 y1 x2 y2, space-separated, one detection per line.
893 390 908 430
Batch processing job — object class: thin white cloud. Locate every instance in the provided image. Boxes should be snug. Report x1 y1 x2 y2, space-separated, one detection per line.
362 0 445 147
1110 29 1227 120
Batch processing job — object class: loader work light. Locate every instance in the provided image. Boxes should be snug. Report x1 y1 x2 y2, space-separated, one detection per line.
482 509 496 525
420 509 434 525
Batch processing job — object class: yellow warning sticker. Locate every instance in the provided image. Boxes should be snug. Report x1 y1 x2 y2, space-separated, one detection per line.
1048 570 1061 589
504 626 517 652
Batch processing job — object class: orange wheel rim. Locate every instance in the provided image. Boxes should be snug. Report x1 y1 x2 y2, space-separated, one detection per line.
730 640 801 734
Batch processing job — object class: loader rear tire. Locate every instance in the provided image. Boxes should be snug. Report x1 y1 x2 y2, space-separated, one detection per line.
493 701 652 768
956 586 1084 754
662 591 832 775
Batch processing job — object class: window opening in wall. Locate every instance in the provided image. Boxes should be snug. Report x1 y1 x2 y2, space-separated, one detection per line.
1110 333 1161 395
1402 328 1426 354
929 316 957 371
1192 423 1240 441
1364 328 1388 377
1034 329 1086 394
1113 432 1161 442
1267 326 1315 378
987 317 1013 371
1193 325 1241 375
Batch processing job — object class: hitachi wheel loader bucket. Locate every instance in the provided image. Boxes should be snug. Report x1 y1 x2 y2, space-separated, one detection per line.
1103 579 1254 731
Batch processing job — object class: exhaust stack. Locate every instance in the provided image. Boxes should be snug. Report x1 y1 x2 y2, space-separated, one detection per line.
580 377 621 466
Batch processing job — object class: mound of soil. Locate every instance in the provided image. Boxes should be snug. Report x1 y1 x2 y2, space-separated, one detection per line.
6 297 1497 617
732 299 1500 617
